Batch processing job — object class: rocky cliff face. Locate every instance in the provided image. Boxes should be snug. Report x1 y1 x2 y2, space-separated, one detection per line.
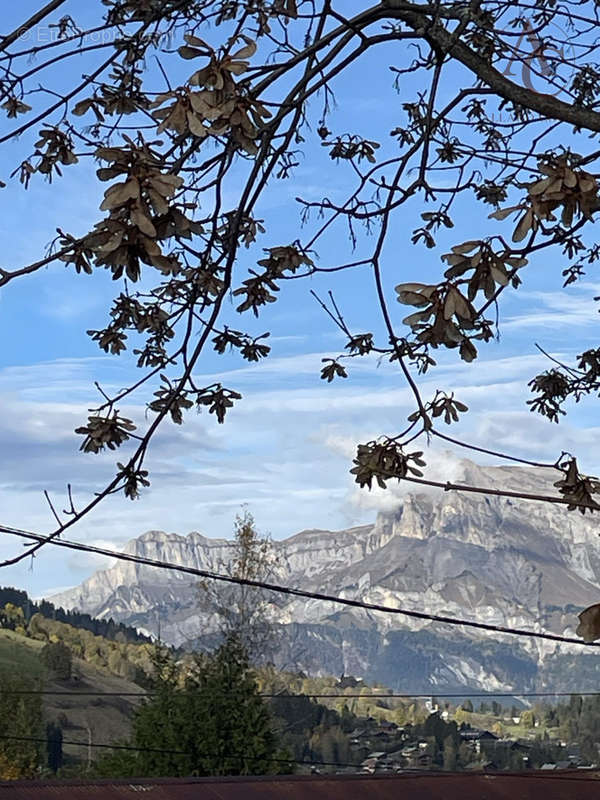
50 459 600 692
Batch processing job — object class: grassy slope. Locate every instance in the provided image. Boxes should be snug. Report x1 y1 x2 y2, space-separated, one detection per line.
0 630 143 765
0 629 46 675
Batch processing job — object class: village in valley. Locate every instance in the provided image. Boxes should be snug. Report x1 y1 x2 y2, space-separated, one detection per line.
340 697 590 774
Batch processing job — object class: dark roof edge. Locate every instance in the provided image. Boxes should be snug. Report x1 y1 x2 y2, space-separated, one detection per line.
1 770 599 789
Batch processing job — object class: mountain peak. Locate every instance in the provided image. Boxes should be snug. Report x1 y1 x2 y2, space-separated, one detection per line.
48 461 600 692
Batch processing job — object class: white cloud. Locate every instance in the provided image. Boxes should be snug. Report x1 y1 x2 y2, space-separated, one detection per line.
64 538 122 574
344 448 469 513
472 412 600 475
0 330 595 600
503 287 599 330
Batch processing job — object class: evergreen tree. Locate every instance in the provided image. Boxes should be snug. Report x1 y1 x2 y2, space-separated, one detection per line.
0 673 43 779
46 722 63 774
423 712 448 748
569 694 583 716
340 705 356 733
95 635 290 778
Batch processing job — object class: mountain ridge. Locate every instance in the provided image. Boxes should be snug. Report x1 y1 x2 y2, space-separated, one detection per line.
50 459 600 692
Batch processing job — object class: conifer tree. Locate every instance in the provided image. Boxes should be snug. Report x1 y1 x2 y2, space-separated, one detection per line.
95 635 291 777
0 674 43 779
46 722 63 774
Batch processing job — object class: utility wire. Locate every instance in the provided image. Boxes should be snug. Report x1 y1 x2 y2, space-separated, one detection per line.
3 690 600 699
3 736 600 780
0 734 359 769
0 523 595 648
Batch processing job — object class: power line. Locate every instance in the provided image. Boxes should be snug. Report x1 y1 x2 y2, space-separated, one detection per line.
3 735 600 781
3 689 600 699
0 523 595 649
0 734 359 770
266 692 600 699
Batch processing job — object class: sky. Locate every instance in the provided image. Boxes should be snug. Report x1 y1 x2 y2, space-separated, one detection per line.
0 2 599 598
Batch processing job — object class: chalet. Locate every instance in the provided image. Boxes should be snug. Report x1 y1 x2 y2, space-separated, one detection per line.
481 738 531 754
359 758 377 774
384 749 405 767
348 728 370 745
359 752 399 774
459 728 498 742
359 757 396 775
334 675 365 689
370 728 397 745
399 744 418 763
467 759 502 772
460 729 498 754
543 760 577 770
412 753 434 769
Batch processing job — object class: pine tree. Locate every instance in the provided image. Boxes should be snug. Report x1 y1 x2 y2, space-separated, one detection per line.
0 674 43 779
184 634 282 775
95 635 291 778
46 722 63 774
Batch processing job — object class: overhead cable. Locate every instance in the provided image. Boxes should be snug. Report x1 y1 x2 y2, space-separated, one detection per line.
0 734 357 769
3 689 600 699
0 523 594 648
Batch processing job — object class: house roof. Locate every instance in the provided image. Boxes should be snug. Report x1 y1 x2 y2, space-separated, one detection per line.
1 771 599 799
459 729 499 740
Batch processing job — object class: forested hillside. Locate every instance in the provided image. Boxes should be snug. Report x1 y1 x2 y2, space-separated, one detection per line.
0 587 150 644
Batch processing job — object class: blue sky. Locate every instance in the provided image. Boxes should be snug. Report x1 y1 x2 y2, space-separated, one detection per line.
1 2 599 597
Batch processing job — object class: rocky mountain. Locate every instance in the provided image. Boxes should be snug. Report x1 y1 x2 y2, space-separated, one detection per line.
50 459 600 693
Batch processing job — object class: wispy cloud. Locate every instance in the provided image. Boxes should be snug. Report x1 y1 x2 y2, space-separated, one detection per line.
503 286 599 331
0 331 595 599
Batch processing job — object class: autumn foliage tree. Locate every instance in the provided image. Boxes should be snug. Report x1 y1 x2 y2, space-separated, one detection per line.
40 641 73 680
3 1 600 585
198 508 280 661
